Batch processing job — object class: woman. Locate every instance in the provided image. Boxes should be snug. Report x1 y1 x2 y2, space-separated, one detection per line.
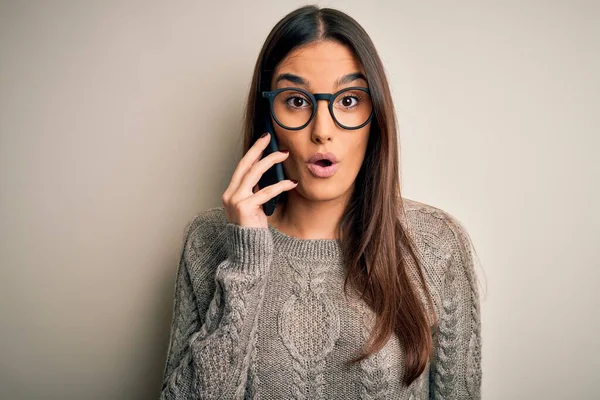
160 5 482 399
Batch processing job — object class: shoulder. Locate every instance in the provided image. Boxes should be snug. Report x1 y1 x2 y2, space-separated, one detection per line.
401 197 477 287
402 197 473 255
182 206 229 244
180 206 230 280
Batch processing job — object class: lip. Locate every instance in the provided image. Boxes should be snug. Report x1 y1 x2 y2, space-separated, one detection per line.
307 162 339 178
308 152 339 164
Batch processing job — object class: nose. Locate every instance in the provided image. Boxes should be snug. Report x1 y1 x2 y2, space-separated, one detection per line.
311 99 335 143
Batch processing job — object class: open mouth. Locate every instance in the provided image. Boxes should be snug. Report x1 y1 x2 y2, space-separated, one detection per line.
314 159 333 167
307 159 339 178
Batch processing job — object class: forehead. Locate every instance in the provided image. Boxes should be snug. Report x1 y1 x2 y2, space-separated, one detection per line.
272 41 366 90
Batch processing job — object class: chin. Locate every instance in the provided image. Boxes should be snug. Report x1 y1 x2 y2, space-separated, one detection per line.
296 185 346 202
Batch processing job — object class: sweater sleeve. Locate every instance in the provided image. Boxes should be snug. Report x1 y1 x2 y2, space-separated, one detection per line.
429 216 483 400
159 218 273 399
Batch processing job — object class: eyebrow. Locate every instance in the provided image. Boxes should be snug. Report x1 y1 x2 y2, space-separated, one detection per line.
274 72 367 89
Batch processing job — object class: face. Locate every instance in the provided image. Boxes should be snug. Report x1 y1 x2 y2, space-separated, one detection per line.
269 40 371 202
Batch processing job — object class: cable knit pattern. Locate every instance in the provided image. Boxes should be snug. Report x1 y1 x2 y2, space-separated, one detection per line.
357 303 395 399
159 198 482 399
404 200 483 400
432 252 460 397
278 257 340 399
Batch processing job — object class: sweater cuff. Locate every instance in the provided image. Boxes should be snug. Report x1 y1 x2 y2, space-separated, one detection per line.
225 223 274 275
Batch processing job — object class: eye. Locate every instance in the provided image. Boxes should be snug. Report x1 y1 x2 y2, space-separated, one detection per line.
337 94 361 109
284 94 311 109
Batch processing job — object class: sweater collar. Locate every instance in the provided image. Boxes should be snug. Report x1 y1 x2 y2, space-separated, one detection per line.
267 223 343 261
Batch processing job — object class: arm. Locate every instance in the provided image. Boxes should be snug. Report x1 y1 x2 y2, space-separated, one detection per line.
429 216 483 400
160 215 273 399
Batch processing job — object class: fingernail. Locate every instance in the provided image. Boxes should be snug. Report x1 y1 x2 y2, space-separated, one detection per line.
280 150 289 154
290 179 298 184
260 132 269 138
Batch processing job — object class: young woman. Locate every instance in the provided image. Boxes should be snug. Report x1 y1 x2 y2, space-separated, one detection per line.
160 5 482 400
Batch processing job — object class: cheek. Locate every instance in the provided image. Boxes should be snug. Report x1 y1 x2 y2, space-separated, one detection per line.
337 139 369 184
275 135 302 161
275 138 301 173
348 137 369 167
272 131 295 152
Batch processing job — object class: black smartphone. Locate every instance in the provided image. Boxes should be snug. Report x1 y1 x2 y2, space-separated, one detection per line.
256 109 286 216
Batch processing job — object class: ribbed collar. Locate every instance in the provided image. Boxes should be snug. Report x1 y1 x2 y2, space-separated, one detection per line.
268 223 343 261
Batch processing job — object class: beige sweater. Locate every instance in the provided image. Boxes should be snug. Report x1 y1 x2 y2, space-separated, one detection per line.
159 198 482 399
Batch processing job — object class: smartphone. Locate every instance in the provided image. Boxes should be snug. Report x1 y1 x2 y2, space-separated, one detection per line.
256 109 286 216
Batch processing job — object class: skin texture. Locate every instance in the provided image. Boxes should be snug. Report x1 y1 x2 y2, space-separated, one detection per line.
266 40 371 239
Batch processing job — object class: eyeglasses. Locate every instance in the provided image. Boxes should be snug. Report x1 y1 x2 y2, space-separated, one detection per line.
261 86 374 130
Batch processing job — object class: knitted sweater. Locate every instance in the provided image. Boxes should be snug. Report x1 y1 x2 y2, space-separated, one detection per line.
159 198 482 399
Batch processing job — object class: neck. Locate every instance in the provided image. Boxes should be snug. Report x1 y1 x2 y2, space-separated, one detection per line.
267 185 353 240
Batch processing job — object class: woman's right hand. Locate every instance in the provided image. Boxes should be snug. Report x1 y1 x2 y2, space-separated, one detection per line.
221 132 298 229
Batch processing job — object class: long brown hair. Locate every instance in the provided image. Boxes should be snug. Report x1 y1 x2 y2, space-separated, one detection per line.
240 5 437 386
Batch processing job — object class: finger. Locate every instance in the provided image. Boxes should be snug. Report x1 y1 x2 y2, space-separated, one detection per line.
238 150 290 195
225 133 271 198
230 133 270 188
240 179 298 208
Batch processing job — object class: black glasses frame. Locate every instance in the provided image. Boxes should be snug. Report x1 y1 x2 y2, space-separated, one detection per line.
261 86 374 131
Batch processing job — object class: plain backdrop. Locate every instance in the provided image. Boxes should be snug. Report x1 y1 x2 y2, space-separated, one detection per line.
1 1 598 399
